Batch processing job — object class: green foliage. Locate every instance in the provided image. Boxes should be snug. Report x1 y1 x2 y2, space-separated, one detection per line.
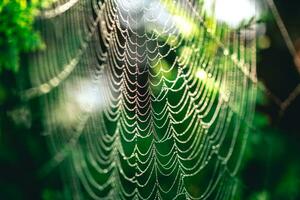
241 85 300 200
0 0 45 73
42 189 64 200
249 190 270 200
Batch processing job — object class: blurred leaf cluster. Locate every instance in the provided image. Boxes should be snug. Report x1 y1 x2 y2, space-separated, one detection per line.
0 0 49 73
241 86 300 200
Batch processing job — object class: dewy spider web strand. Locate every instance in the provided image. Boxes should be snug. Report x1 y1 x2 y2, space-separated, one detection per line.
22 0 257 199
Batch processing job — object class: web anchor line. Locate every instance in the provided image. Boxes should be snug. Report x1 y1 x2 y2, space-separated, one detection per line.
262 0 300 115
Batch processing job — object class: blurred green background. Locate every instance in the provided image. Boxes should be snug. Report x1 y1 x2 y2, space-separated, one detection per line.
0 0 300 199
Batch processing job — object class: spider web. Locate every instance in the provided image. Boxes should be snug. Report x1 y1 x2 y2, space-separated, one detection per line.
22 0 257 199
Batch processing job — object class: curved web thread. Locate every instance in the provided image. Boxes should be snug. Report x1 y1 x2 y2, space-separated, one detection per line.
22 0 257 199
